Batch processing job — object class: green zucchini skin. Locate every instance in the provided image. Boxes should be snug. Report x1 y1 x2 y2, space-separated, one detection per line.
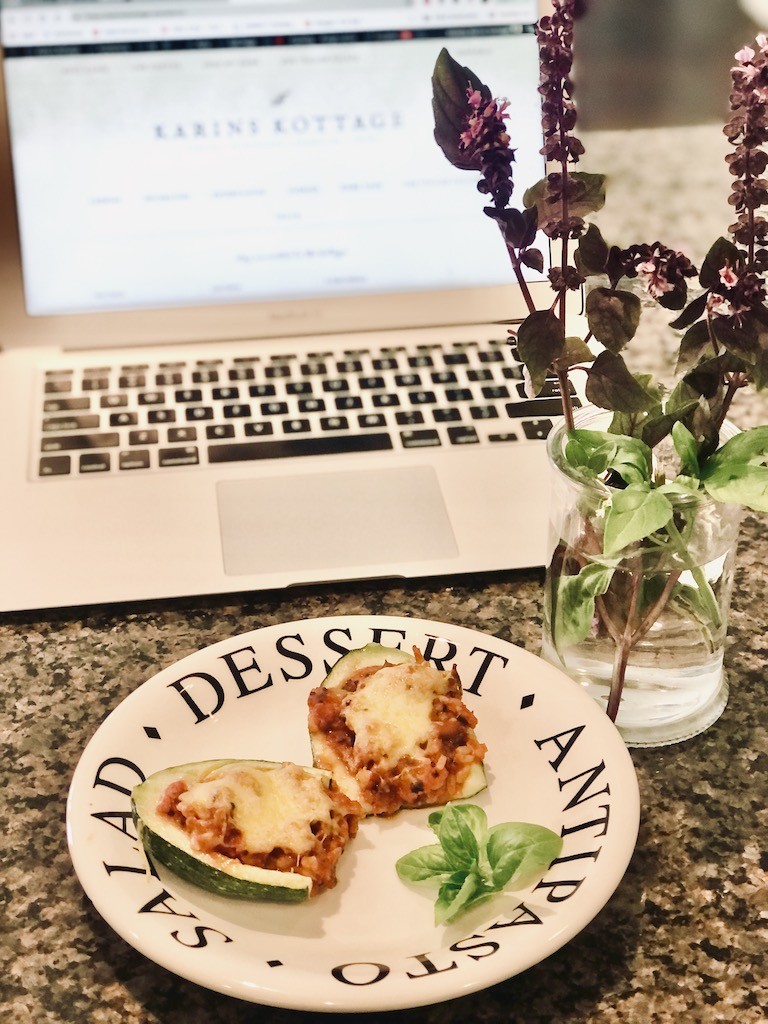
320 643 415 690
310 645 487 809
131 759 332 903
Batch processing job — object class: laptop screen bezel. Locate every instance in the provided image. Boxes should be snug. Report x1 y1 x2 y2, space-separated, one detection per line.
0 0 555 352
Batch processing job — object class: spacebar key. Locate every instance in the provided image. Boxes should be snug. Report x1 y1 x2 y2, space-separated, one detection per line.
208 432 394 463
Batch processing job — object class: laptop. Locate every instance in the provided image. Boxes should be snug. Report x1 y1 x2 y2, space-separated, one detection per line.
0 0 570 613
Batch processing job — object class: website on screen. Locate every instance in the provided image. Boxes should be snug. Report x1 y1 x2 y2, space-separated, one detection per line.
1 1 545 316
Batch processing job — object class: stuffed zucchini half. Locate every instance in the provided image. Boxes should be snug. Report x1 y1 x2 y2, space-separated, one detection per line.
132 759 362 902
307 644 487 817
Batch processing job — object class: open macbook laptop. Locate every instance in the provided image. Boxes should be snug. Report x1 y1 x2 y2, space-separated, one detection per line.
0 0 572 613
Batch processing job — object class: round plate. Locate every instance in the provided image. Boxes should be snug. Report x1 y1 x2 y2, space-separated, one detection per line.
67 615 640 1013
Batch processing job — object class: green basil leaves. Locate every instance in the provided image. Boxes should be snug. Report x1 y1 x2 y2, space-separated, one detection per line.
395 803 562 925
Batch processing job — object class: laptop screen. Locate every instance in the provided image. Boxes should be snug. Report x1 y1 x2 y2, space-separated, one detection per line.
1 0 546 317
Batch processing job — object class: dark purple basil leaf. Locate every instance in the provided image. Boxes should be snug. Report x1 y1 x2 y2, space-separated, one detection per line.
585 350 659 413
699 237 743 291
675 319 716 374
641 402 700 449
432 49 488 170
656 281 689 310
585 287 641 353
522 171 606 225
485 206 538 249
710 314 759 365
670 289 709 330
516 309 565 396
520 248 545 273
575 223 609 276
683 358 726 400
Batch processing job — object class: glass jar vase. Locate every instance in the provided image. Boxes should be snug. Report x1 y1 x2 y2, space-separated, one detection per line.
541 406 744 747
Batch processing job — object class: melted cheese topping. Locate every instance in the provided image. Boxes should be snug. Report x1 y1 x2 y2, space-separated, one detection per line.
341 661 449 766
177 762 332 855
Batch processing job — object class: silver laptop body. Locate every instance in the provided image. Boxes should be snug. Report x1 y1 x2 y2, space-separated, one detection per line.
0 0 565 612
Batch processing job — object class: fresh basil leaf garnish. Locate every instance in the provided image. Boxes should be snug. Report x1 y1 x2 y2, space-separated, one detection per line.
396 803 563 925
486 822 566 891
395 844 454 884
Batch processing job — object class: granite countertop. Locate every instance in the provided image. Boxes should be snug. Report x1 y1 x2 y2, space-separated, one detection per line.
2 124 768 1023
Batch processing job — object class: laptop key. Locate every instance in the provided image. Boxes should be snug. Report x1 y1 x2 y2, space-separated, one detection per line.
159 445 199 467
43 414 101 431
207 424 235 440
120 450 150 470
409 390 437 405
262 401 289 416
506 398 565 419
433 408 462 423
521 419 554 440
129 429 158 445
39 455 71 475
445 387 473 402
244 422 274 437
44 397 90 412
482 385 510 400
372 393 400 407
138 391 166 405
41 432 119 451
208 432 393 463
448 425 480 445
186 406 214 421
148 408 176 424
109 412 138 427
299 398 326 413
80 452 111 472
335 395 363 410
321 416 349 431
44 380 72 394
489 432 519 443
401 429 441 448
224 403 251 418
395 373 421 387
470 405 500 420
169 427 197 442
283 419 311 434
468 368 494 382
176 388 203 403
395 410 424 425
358 413 386 428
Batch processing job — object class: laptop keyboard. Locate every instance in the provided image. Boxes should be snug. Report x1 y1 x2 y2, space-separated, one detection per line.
36 337 578 479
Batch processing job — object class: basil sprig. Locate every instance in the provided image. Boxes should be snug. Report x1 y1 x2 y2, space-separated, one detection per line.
395 803 563 925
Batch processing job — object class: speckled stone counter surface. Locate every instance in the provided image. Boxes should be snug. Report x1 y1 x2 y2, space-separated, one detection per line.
3 125 768 1024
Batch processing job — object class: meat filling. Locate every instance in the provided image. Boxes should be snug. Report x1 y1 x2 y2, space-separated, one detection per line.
156 773 361 894
308 654 487 816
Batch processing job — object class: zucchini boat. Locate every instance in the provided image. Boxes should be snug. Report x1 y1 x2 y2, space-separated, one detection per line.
307 643 487 817
132 758 362 902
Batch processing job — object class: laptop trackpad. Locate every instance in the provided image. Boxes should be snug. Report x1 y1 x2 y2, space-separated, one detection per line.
216 465 458 576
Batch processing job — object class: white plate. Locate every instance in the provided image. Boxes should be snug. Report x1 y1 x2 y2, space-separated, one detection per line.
67 615 640 1013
